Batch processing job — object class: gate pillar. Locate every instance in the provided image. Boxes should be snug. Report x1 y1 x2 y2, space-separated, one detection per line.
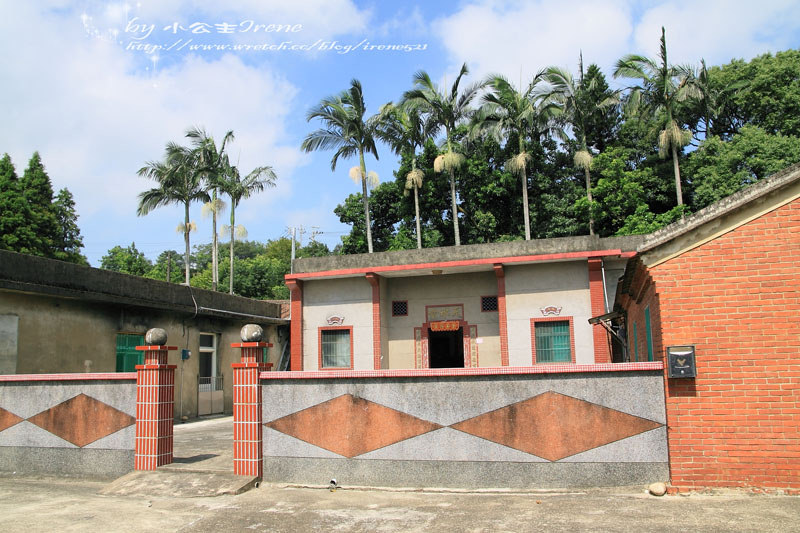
134 328 177 470
232 324 272 477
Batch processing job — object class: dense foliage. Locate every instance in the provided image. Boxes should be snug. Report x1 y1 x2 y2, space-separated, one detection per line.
327 42 800 252
0 152 87 264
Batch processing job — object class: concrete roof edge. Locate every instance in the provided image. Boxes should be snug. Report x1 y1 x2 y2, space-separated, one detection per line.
638 162 800 254
0 250 282 321
293 234 646 274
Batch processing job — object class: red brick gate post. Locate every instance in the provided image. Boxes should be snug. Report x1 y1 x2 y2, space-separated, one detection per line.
232 325 272 477
135 328 177 470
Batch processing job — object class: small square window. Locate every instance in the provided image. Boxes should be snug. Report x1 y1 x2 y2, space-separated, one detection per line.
392 300 408 316
481 296 498 312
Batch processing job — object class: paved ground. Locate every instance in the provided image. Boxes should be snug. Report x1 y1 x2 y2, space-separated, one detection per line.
0 416 797 532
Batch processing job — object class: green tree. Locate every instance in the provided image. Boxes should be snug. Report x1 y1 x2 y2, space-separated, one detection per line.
51 188 88 265
537 60 618 234
302 79 380 253
146 250 184 282
137 141 209 284
403 63 484 246
376 101 435 248
19 152 60 256
614 27 701 207
0 154 38 254
686 126 800 209
219 162 276 294
475 74 560 240
707 50 800 138
100 242 153 276
186 127 236 291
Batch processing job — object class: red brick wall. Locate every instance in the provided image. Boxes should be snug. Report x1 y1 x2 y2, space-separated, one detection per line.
621 198 800 492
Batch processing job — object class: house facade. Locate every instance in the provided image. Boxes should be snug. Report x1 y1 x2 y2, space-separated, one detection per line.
616 163 800 492
0 250 287 418
286 236 643 371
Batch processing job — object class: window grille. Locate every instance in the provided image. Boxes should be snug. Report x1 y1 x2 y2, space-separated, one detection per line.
321 329 351 368
535 321 571 362
481 296 498 312
392 300 408 316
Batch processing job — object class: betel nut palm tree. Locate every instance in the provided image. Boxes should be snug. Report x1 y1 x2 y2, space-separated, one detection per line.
137 142 209 285
403 63 483 246
376 101 435 249
535 55 618 235
301 79 380 253
613 27 702 207
218 160 277 294
187 127 234 291
474 75 560 240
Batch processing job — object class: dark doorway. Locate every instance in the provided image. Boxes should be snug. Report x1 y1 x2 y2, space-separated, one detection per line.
428 328 464 368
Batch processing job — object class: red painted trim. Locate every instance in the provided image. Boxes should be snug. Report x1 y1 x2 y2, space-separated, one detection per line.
530 316 577 364
286 279 303 371
318 325 354 370
230 342 272 348
0 372 137 382
285 249 625 280
135 346 177 351
588 258 611 364
494 264 509 366
259 361 663 380
620 251 637 259
366 273 381 370
391 300 409 317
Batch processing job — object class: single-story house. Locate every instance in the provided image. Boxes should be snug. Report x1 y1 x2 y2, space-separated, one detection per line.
0 250 288 418
615 162 800 492
285 236 645 371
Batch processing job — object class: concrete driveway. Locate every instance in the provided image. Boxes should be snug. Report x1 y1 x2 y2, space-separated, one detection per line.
0 416 796 532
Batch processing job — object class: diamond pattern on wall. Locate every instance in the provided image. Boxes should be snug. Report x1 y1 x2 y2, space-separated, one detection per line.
0 407 23 432
27 393 135 448
265 394 442 458
450 391 662 461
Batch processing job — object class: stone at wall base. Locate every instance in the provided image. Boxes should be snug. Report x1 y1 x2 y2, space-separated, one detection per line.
649 482 667 496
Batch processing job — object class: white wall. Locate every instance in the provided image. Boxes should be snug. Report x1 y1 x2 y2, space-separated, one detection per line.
505 261 594 365
302 277 373 370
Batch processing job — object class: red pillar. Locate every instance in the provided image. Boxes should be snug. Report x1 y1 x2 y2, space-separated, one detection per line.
588 258 611 363
286 279 303 371
231 341 272 477
494 264 509 366
135 344 177 470
366 272 382 369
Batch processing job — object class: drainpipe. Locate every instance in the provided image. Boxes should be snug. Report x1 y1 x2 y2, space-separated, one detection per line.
601 259 610 313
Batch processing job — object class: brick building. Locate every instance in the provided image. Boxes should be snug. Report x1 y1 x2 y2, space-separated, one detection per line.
616 163 800 492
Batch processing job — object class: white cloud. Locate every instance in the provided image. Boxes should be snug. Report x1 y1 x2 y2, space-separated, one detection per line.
634 0 800 65
434 0 634 86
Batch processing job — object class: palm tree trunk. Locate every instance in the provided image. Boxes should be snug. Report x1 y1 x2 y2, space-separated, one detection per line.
584 166 595 236
413 182 422 249
359 150 373 253
212 189 218 291
521 162 531 241
229 203 235 295
671 144 684 206
449 167 460 246
183 201 191 285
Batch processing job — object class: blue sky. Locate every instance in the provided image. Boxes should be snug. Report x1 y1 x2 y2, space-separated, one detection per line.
2 0 800 265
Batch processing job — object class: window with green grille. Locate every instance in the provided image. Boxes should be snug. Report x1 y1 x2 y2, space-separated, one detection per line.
321 329 351 368
534 321 571 363
645 306 654 362
116 333 144 372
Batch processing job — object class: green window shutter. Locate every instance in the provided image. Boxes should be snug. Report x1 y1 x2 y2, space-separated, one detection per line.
645 307 653 362
535 321 571 363
116 334 144 372
633 322 639 362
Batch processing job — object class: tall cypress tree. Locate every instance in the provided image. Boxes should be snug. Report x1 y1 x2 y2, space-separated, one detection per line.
52 188 88 265
19 151 60 257
0 154 38 253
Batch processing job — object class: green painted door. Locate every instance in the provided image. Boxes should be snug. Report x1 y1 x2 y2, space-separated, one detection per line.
116 333 144 372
